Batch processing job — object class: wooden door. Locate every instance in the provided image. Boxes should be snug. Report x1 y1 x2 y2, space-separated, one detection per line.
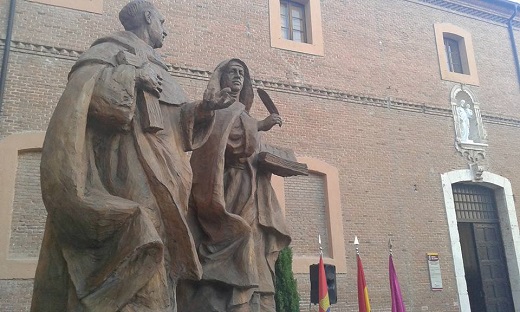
473 223 514 312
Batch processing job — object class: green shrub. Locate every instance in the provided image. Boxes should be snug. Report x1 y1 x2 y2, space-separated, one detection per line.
275 247 300 312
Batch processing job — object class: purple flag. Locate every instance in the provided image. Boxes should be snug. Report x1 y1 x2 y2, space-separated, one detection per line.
389 254 406 312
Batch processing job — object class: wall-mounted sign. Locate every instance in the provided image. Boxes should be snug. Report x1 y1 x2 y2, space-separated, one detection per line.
427 253 443 290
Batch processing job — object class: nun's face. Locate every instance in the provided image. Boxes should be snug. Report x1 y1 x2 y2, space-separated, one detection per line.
221 61 245 92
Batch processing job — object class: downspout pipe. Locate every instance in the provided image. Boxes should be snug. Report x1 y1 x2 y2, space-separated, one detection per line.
0 0 17 113
508 4 520 90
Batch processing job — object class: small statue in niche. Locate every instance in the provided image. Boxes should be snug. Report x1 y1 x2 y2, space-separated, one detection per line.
456 99 474 143
450 85 488 167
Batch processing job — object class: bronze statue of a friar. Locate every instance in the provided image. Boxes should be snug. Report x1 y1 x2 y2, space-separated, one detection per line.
31 1 234 311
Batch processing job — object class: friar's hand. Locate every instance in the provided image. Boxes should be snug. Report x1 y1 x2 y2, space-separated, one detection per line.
135 63 163 97
258 113 282 131
202 87 235 110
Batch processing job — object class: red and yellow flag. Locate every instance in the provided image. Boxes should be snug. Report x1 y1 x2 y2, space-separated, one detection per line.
318 255 331 312
357 254 371 312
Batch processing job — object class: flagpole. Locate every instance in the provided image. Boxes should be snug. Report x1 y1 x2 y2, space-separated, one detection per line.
388 238 407 312
317 234 331 312
312 235 323 311
319 234 323 256
355 236 371 312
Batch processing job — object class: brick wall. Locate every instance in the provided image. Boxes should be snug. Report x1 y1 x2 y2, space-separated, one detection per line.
9 151 46 259
0 280 33 312
0 51 72 136
285 173 330 258
1 0 520 311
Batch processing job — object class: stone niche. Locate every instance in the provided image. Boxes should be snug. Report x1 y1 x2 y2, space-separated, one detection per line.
450 85 487 179
452 86 487 144
451 85 487 146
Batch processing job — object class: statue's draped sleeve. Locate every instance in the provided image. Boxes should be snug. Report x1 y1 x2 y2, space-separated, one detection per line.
34 63 164 312
179 99 215 152
89 64 137 130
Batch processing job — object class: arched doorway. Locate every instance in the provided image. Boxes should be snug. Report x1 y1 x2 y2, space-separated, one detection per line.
453 183 514 312
441 170 520 312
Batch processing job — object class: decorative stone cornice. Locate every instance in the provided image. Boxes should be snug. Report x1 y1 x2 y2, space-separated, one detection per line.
2 39 520 128
1 39 82 61
409 0 520 27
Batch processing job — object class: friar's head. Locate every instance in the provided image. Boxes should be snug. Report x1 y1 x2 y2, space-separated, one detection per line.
119 0 167 49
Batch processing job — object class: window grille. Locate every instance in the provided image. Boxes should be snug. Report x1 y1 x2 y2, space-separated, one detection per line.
453 184 498 222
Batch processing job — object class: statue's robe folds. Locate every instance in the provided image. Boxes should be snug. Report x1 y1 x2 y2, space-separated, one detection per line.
187 100 291 311
31 31 208 312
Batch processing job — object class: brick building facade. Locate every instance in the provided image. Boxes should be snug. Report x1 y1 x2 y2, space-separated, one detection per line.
1 0 520 311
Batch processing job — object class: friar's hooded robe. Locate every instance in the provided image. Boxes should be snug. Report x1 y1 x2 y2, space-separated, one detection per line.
31 31 208 312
